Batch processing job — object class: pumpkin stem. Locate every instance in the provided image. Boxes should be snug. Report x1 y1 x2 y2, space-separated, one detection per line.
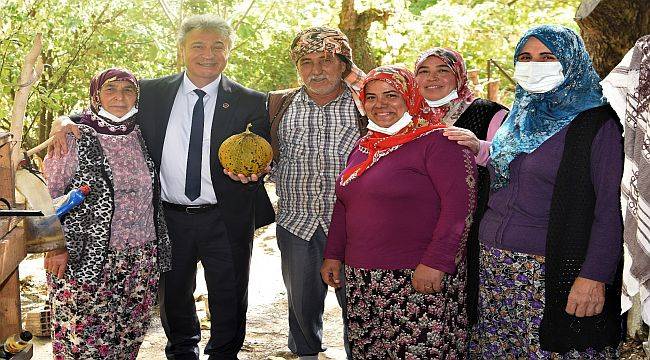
245 123 252 133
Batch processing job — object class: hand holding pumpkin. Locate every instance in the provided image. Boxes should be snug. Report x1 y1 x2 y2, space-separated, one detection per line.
218 123 273 183
223 165 271 183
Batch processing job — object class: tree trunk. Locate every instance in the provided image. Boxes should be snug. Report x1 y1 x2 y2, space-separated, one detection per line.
339 0 389 72
37 110 47 147
576 0 650 77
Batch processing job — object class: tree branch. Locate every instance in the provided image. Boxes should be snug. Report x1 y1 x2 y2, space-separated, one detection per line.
232 0 257 33
0 0 46 76
45 3 113 98
358 8 389 28
157 0 178 27
10 33 43 168
231 0 277 52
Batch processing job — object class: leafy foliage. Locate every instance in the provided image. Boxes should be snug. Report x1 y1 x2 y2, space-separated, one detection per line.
408 0 440 15
1 0 580 150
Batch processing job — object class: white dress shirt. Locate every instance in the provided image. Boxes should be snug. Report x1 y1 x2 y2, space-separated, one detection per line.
160 73 220 204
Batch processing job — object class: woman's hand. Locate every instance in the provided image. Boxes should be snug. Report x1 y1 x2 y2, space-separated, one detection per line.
565 277 605 317
320 259 343 289
48 116 81 158
223 165 271 184
44 249 69 279
442 127 480 155
412 264 445 294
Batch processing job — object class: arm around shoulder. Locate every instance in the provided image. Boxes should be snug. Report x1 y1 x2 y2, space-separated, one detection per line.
43 135 79 198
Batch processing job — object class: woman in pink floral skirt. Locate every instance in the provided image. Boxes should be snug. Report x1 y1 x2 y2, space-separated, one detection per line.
43 68 171 360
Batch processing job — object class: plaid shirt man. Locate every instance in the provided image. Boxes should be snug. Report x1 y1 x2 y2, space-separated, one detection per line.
269 86 360 240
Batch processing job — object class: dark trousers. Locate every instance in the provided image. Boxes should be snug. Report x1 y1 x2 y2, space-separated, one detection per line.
276 225 350 358
160 206 252 360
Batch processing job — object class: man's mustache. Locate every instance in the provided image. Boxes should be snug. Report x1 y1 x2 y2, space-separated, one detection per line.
308 75 328 82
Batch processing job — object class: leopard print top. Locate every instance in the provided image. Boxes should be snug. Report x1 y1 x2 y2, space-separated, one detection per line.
62 125 171 283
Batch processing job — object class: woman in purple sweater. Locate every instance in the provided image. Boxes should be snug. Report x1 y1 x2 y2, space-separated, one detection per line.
321 66 477 358
470 25 623 358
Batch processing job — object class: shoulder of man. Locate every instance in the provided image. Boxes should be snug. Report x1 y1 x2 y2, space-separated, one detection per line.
222 75 266 101
139 73 183 91
267 88 300 162
268 88 301 97
267 88 301 114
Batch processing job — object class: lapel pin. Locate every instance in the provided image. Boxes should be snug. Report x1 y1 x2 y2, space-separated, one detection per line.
222 102 230 109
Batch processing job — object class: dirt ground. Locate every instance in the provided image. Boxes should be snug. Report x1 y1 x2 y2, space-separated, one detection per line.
15 184 648 359
19 183 346 360
20 221 347 360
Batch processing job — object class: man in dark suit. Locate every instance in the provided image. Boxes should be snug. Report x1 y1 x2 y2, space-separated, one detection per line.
141 14 275 360
50 14 274 360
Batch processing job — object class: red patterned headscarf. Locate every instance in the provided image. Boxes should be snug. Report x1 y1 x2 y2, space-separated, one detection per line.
415 48 475 125
340 66 446 186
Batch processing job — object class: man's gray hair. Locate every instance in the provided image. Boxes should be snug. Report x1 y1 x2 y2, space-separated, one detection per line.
178 14 236 48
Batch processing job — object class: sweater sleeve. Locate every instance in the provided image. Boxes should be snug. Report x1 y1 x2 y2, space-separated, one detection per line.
475 109 508 166
324 196 347 261
579 119 624 284
420 136 478 273
43 135 79 199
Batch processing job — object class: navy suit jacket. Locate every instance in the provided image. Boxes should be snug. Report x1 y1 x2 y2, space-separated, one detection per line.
137 73 275 244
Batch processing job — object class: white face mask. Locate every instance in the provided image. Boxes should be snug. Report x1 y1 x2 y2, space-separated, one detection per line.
97 106 138 123
513 61 565 94
425 89 459 107
367 112 413 136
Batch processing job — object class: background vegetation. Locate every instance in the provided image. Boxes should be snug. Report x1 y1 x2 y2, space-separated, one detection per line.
1 0 580 149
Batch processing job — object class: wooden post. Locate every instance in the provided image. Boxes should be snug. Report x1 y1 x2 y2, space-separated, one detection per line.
0 133 14 236
0 133 25 341
0 269 22 340
10 34 44 170
487 79 500 102
486 59 492 81
467 69 479 86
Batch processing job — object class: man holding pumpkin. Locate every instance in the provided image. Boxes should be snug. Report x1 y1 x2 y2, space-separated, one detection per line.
257 27 367 360
49 14 274 360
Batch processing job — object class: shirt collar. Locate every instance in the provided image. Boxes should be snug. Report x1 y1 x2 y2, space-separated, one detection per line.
299 84 352 106
182 72 221 98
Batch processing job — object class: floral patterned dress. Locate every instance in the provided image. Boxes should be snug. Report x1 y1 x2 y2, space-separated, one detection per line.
44 130 159 360
469 245 619 359
345 262 468 359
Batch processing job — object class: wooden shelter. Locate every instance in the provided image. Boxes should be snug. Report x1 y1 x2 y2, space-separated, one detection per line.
0 131 33 358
